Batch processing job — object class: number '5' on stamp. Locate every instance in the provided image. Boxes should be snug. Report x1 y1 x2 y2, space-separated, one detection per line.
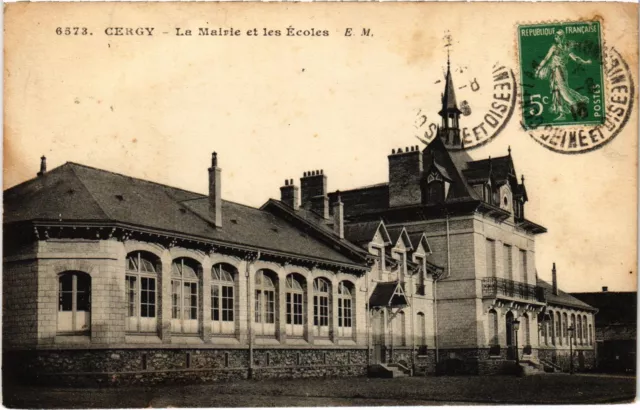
518 21 604 129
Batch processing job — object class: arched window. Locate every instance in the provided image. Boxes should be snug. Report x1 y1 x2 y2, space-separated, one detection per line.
171 258 200 334
255 269 277 337
211 263 236 335
126 251 159 333
337 281 354 338
571 314 577 345
556 312 562 346
286 274 305 337
488 309 499 346
58 271 91 334
523 313 531 346
483 183 491 203
589 324 593 345
577 315 583 345
313 278 331 337
417 312 427 348
583 315 588 342
393 311 406 346
562 312 568 345
426 180 444 203
541 316 548 345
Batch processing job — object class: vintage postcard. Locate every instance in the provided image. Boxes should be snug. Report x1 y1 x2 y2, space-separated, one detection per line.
3 2 638 407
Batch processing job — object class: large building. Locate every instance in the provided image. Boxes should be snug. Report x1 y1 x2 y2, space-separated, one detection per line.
3 64 597 385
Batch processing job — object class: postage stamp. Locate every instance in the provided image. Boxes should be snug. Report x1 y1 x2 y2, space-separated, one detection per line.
518 21 604 129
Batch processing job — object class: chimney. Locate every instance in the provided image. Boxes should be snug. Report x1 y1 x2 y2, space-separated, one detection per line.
208 152 222 227
37 155 47 177
388 146 423 207
300 170 329 219
602 286 608 292
280 179 299 210
333 191 344 239
552 262 558 295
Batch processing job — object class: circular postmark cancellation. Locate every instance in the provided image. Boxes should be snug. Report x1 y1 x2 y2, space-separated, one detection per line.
415 62 518 151
518 20 634 154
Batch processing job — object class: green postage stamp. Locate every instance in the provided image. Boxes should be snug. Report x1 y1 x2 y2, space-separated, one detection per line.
518 21 604 129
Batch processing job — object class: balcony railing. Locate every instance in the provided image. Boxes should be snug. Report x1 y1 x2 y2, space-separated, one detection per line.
481 277 546 303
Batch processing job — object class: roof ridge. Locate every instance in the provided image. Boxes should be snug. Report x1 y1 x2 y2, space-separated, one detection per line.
67 162 206 198
330 182 388 194
68 164 113 220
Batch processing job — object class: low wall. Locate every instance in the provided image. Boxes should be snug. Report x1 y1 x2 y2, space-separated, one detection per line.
4 347 368 386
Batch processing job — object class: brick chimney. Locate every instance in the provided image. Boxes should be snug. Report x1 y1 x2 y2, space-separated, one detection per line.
208 152 222 227
552 262 558 295
333 191 344 239
300 170 329 219
388 146 423 207
280 179 299 210
37 155 47 177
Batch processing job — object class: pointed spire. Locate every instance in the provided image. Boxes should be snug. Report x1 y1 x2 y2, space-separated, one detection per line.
508 146 512 157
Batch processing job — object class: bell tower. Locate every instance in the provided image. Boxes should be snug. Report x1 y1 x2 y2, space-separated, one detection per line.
437 54 463 148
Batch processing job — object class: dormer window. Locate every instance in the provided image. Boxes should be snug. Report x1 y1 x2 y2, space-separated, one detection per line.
424 171 450 204
483 183 492 204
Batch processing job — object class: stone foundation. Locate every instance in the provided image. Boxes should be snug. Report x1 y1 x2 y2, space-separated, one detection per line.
4 347 368 386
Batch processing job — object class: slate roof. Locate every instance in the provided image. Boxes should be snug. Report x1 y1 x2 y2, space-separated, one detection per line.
438 66 462 116
537 279 598 311
369 281 408 308
571 291 637 326
386 226 412 250
328 183 389 219
4 162 365 267
343 220 388 246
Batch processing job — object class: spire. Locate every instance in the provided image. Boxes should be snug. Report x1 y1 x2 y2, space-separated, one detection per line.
438 59 461 118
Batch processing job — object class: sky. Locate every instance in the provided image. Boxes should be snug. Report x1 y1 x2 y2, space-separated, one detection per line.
4 2 638 292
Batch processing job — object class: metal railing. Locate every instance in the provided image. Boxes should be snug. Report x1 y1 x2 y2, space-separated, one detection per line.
481 277 546 302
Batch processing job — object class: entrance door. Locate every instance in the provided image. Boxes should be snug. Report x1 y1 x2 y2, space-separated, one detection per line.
372 309 385 364
506 311 515 360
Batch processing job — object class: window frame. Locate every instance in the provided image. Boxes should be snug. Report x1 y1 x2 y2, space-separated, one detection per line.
125 252 159 334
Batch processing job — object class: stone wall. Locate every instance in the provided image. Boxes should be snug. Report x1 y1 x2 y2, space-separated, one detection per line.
4 347 368 386
3 260 39 347
538 347 596 372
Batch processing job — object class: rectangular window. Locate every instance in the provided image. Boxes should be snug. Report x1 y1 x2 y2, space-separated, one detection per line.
503 245 512 280
293 293 303 325
315 295 328 327
265 291 275 324
212 286 220 321
171 280 180 319
127 275 137 317
286 293 292 324
254 290 262 323
59 274 73 311
140 277 156 318
338 299 343 327
221 285 233 321
183 282 197 320
486 239 496 277
342 298 352 327
520 250 527 282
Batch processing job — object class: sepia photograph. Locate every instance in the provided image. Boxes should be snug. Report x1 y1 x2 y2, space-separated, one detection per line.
2 2 638 407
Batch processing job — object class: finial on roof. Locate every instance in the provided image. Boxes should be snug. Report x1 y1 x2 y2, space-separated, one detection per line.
521 174 525 184
447 47 450 70
508 146 512 156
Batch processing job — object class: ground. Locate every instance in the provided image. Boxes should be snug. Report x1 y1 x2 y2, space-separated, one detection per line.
3 373 636 408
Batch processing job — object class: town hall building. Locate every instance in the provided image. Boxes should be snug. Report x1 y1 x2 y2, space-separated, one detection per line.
3 63 597 385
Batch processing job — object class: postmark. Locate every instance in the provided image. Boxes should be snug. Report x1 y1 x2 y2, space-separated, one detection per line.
518 21 605 129
524 46 634 154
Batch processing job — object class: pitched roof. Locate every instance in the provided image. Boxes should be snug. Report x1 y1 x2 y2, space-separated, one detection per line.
408 232 432 254
386 226 413 250
465 155 516 186
343 220 390 246
369 281 408 308
4 162 365 267
537 279 597 312
571 291 637 326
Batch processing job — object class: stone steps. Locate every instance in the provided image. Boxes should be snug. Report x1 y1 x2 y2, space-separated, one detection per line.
368 363 411 378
